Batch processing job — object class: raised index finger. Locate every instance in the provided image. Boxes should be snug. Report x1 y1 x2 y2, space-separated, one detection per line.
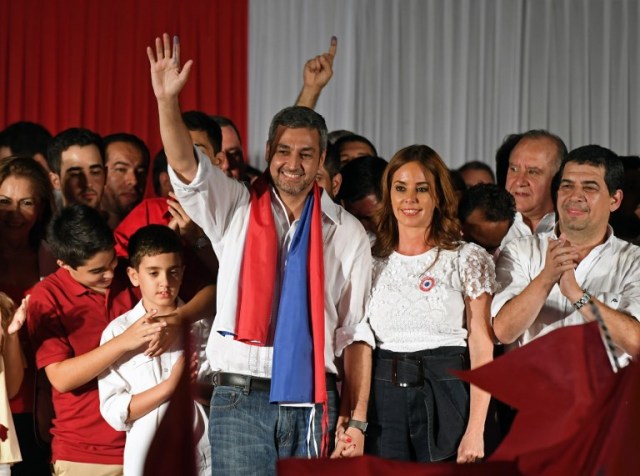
328 36 337 59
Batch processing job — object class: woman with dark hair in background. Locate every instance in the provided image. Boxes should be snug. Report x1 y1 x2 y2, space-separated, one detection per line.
364 145 495 463
0 156 55 475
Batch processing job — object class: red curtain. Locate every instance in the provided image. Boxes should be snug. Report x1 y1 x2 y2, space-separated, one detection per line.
0 0 248 159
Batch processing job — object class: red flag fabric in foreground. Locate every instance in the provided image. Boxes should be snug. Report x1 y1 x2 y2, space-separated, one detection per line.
143 321 197 476
456 321 640 475
278 454 517 476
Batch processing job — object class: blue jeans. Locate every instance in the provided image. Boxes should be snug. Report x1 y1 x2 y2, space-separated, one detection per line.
209 385 338 475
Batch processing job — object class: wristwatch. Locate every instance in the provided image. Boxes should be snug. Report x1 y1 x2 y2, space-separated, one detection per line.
347 419 368 434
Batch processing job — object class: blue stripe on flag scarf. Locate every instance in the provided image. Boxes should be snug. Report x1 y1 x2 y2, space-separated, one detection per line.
270 194 314 403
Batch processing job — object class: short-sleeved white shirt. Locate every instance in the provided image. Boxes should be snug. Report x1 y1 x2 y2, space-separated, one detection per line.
367 243 496 352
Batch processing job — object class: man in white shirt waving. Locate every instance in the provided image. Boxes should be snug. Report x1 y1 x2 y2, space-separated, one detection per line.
492 144 640 364
147 34 374 474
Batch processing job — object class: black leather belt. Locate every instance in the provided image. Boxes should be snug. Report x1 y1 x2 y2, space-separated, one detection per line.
213 371 337 394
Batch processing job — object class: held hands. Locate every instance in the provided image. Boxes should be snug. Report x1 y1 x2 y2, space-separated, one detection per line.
330 418 364 458
147 33 193 100
303 36 338 92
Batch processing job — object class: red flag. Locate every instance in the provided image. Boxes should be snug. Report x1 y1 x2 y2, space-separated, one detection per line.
277 454 518 475
456 322 640 475
143 321 197 476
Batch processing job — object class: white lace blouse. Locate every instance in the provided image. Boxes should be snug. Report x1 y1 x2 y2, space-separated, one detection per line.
367 243 496 352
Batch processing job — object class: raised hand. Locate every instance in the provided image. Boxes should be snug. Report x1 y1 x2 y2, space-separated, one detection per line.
303 36 338 91
147 33 194 100
7 295 29 335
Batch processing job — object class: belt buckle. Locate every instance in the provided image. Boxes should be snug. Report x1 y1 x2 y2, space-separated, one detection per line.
391 357 423 387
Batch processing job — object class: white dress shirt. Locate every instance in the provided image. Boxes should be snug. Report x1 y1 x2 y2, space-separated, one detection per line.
169 149 375 378
500 211 556 250
492 227 640 364
98 300 210 476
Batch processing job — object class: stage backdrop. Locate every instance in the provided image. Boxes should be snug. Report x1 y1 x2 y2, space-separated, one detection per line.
0 0 248 159
2 1 639 171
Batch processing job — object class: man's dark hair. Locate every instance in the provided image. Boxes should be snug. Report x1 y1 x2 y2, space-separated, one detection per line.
459 183 516 224
210 115 242 143
47 128 104 175
337 155 388 203
333 133 378 159
128 224 183 270
558 145 624 195
152 149 168 196
103 132 150 169
322 143 341 179
48 204 114 268
458 160 496 183
0 121 52 158
183 111 222 155
267 106 328 156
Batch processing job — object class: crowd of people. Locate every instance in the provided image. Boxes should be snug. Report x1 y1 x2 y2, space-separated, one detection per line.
0 32 639 476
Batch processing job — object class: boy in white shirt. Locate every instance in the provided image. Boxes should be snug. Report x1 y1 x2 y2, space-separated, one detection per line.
98 225 210 476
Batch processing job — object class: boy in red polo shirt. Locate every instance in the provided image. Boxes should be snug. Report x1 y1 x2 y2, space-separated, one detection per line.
27 205 168 476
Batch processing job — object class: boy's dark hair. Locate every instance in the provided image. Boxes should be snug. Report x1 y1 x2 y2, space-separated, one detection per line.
128 225 183 270
459 183 516 224
0 121 52 158
103 132 150 169
48 204 115 268
47 128 104 175
183 110 222 155
334 133 378 159
337 155 388 203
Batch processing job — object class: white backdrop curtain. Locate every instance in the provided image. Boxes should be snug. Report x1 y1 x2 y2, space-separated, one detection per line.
247 0 639 170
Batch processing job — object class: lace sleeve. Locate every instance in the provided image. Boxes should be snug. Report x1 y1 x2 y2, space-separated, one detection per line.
459 243 496 299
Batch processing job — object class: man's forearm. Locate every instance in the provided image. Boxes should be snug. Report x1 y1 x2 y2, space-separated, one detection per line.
158 97 198 183
580 298 640 356
493 275 554 344
295 85 322 109
342 342 372 420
